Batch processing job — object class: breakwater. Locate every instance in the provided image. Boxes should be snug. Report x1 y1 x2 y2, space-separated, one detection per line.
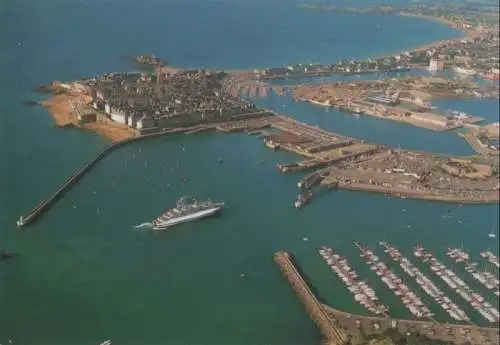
273 251 347 345
16 126 204 228
17 114 277 228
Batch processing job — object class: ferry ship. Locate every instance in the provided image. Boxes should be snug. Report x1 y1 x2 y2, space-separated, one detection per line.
152 196 224 230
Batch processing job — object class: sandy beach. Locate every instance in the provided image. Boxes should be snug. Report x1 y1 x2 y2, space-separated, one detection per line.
370 13 487 59
42 93 136 142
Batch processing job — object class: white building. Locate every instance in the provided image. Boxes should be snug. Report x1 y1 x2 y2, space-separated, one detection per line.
428 57 444 72
127 113 138 128
136 116 156 130
110 108 127 125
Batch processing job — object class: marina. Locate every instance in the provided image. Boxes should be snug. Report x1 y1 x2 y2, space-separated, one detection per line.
276 250 500 345
353 241 434 319
481 250 500 268
414 246 499 323
447 248 500 297
380 241 470 322
318 246 388 316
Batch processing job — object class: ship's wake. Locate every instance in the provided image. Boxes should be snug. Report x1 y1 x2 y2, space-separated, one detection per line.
134 222 153 230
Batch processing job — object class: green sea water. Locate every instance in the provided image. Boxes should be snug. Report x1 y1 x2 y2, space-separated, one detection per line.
1 1 498 344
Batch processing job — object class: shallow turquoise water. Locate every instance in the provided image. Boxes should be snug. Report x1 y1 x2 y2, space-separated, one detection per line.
1 1 498 344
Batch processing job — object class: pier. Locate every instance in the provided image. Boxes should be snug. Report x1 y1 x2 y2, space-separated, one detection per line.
414 246 499 323
274 251 347 345
481 250 500 268
447 248 500 297
353 241 434 320
318 246 389 316
380 242 470 322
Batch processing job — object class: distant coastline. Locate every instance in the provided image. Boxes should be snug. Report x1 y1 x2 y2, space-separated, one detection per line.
297 3 478 59
35 6 487 143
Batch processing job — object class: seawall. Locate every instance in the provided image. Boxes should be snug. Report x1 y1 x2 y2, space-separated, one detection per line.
273 251 346 345
18 126 200 227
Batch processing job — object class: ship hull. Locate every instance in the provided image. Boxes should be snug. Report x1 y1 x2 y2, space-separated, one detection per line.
153 207 221 230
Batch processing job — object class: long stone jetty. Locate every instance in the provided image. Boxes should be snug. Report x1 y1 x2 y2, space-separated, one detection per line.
17 114 276 228
16 126 204 228
273 251 347 345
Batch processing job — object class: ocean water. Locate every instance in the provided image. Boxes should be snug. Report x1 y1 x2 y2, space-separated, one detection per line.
1 1 498 344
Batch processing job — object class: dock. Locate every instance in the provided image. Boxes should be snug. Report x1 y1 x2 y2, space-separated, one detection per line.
381 242 470 322
414 246 499 323
215 117 273 133
446 248 500 297
458 130 499 156
354 241 434 320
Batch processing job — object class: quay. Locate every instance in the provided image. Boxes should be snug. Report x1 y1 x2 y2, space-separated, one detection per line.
458 130 499 157
275 250 500 345
274 251 347 345
231 111 499 204
260 115 380 172
287 77 488 132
